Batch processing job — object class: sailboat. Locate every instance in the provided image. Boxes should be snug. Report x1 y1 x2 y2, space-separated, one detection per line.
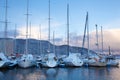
0 0 11 69
36 24 42 66
81 12 107 67
0 52 11 68
61 3 83 67
18 0 36 68
41 32 58 68
8 24 18 68
99 26 119 67
87 25 107 67
106 46 119 67
41 0 58 68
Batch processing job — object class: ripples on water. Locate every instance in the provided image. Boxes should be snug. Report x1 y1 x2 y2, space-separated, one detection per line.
0 67 120 80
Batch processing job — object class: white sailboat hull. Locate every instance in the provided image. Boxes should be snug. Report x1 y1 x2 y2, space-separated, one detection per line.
107 60 119 67
0 52 11 68
18 54 36 68
72 59 83 67
64 60 83 67
63 53 83 67
8 60 18 68
41 61 58 68
41 54 58 68
18 60 36 68
0 61 10 68
88 60 107 67
88 62 106 67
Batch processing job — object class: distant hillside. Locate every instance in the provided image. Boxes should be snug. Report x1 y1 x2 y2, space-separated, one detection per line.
0 38 13 55
0 38 96 56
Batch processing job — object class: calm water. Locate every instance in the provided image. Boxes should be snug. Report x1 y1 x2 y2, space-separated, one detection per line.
0 67 120 80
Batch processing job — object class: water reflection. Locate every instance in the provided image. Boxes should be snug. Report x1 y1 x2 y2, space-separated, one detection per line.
0 67 120 80
57 68 68 80
0 68 46 80
0 71 5 80
43 68 58 80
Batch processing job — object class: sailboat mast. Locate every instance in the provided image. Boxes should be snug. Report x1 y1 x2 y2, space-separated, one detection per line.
29 22 31 38
86 12 89 55
95 24 99 52
48 0 51 51
81 12 88 54
67 3 69 56
39 24 42 55
25 0 29 54
5 0 8 39
109 46 111 55
4 0 8 54
14 24 17 54
101 26 103 54
53 31 55 54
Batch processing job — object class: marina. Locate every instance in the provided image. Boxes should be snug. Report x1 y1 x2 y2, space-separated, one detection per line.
0 0 120 80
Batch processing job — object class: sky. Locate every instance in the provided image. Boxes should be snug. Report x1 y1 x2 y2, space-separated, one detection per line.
0 0 120 52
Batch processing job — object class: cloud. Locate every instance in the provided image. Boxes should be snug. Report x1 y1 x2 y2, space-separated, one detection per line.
84 29 120 51
69 32 83 47
0 30 19 38
101 29 120 50
17 25 48 40
16 20 65 40
54 32 84 47
59 29 120 52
